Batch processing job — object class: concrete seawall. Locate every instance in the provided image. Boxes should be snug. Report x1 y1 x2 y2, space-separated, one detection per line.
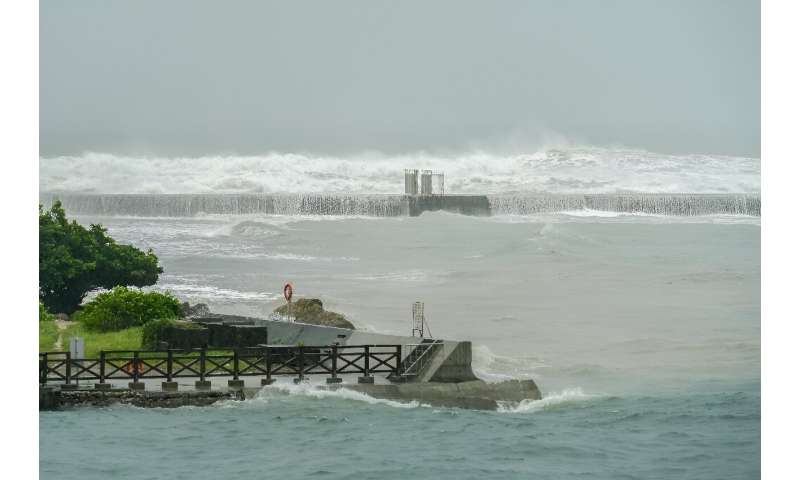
406 195 492 217
41 192 761 218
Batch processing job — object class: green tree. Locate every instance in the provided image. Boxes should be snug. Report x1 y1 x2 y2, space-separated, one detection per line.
39 201 163 313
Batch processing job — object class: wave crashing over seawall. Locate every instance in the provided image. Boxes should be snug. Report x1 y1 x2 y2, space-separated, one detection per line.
40 193 760 217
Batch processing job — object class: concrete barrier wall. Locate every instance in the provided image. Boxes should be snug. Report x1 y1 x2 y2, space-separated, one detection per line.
406 195 492 217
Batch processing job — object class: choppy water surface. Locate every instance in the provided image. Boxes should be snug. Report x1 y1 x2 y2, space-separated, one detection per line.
40 211 760 479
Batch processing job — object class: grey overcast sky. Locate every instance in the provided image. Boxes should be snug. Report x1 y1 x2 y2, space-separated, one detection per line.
40 0 760 157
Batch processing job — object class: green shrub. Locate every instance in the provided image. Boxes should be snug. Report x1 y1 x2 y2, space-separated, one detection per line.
39 300 54 322
39 320 60 351
39 201 163 314
141 318 177 349
76 287 181 332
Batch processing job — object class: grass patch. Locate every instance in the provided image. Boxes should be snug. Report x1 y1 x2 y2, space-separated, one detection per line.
60 323 143 358
39 321 60 352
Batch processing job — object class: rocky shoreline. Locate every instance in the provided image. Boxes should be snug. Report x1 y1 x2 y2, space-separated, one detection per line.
40 386 244 410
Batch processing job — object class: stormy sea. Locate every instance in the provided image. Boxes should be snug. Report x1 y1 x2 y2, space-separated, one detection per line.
39 147 760 479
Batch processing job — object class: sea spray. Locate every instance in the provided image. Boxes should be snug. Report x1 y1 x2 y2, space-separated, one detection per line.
39 147 760 195
497 388 598 413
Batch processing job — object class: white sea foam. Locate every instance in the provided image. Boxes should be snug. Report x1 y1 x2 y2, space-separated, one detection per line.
255 381 428 409
39 146 759 195
497 388 598 413
472 344 547 383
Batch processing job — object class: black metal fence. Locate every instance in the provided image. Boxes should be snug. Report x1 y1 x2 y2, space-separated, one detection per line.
39 344 402 386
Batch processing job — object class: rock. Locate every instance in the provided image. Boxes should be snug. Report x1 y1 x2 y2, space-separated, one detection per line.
54 313 70 322
180 302 211 318
273 298 355 330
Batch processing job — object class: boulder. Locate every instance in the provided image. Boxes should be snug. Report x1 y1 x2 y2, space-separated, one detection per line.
180 302 211 318
273 298 355 330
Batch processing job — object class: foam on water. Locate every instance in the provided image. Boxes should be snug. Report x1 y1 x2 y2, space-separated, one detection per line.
497 388 599 413
254 381 428 410
39 146 759 195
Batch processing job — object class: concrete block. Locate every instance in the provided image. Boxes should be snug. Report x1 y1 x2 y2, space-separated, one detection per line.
60 384 78 391
326 377 343 384
260 378 275 386
94 383 111 390
293 377 309 384
195 380 211 391
128 382 145 391
227 379 245 390
161 381 179 392
358 376 375 384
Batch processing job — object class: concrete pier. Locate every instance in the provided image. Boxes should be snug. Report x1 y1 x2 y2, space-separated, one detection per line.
406 195 491 217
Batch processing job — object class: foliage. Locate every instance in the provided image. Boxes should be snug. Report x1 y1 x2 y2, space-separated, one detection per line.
39 301 54 322
39 201 163 314
60 323 143 358
75 287 182 332
141 319 178 350
39 320 60 352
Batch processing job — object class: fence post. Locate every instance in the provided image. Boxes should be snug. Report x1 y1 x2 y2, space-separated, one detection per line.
326 344 342 384
65 351 72 385
40 353 47 385
296 346 305 383
95 351 111 390
358 346 374 384
195 348 211 390
395 345 402 377
200 349 206 383
128 351 144 390
233 350 239 380
167 350 173 383
262 346 273 386
132 351 139 383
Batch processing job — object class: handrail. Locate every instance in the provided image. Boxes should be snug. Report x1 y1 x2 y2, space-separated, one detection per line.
400 340 443 376
39 344 403 385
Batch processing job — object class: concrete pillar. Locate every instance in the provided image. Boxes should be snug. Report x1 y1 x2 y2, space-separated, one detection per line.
227 379 245 390
94 383 111 390
195 380 211 391
260 378 275 386
128 382 145 391
60 384 78 391
326 377 343 384
161 381 178 392
358 376 374 384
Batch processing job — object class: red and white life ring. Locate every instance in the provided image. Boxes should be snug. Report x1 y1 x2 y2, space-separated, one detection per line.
283 282 293 302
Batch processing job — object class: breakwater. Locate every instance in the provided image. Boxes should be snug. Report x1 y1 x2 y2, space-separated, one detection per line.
40 192 760 217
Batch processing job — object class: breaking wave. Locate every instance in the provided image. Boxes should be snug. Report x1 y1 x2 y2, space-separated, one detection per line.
40 146 759 195
254 381 427 409
497 388 599 413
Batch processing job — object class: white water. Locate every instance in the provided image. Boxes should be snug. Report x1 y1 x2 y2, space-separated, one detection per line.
40 146 759 195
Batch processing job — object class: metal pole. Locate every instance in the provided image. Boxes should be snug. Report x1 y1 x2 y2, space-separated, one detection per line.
364 346 370 376
233 350 239 380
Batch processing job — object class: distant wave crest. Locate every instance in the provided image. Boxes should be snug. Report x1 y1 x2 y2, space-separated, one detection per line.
40 146 759 195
